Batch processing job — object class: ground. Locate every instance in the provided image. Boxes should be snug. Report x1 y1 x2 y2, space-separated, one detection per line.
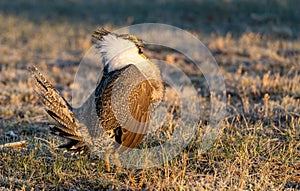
0 0 299 190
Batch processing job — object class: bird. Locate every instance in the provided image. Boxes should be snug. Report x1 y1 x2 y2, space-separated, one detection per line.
30 27 164 172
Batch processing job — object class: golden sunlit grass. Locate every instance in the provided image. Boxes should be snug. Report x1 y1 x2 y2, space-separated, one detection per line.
1 0 300 190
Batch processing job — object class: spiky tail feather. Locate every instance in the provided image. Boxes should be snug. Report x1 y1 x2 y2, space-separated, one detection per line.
92 27 111 42
30 65 88 153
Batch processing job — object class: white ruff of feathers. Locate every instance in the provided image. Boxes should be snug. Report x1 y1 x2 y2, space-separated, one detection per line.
98 34 148 73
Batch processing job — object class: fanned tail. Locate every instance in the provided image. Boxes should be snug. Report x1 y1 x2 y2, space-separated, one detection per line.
30 65 88 153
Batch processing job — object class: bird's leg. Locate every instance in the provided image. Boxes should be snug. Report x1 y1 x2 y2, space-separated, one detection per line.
112 152 122 171
104 151 111 172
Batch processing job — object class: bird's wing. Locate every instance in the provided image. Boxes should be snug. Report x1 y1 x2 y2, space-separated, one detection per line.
97 64 160 149
122 76 152 148
30 66 87 152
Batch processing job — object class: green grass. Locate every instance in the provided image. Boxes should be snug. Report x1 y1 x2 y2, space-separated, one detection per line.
0 0 300 190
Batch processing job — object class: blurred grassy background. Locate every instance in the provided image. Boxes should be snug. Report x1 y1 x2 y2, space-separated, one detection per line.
0 0 299 35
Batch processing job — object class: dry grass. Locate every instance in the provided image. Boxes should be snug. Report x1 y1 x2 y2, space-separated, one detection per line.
0 0 300 190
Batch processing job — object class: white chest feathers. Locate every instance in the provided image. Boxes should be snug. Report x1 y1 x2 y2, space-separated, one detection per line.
97 34 147 72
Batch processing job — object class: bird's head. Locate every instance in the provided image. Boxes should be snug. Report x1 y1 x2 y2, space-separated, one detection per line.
92 28 147 73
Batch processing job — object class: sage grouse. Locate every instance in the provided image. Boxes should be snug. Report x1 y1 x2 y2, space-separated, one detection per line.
31 28 164 172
